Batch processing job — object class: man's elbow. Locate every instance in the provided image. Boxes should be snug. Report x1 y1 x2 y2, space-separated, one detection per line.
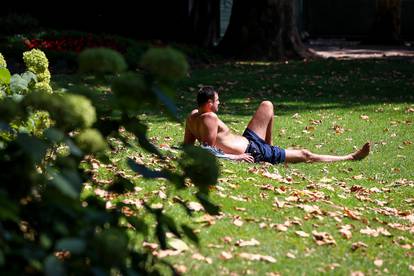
183 137 196 145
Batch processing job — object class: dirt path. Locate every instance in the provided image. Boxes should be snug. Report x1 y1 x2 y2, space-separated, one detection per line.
307 39 414 60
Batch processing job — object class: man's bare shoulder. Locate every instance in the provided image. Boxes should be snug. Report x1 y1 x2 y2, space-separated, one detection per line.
187 110 218 121
199 112 218 120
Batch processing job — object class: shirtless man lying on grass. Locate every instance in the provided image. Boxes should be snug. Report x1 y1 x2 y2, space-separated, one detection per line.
184 86 370 164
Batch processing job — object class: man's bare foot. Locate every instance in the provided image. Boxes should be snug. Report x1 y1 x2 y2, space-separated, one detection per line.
351 142 371 160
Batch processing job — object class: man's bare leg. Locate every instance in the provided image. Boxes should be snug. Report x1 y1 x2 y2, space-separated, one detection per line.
285 143 371 163
246 101 274 145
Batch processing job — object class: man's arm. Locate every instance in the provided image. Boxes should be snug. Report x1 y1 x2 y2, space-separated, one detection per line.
201 144 254 163
200 114 254 162
199 113 218 146
184 117 196 145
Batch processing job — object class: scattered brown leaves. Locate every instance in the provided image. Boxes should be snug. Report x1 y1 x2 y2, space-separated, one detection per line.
360 227 392 237
192 253 213 264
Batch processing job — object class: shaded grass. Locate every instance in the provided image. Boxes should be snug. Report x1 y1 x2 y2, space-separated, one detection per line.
53 58 414 275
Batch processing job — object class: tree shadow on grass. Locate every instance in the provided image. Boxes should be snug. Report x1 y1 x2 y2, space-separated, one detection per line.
174 58 414 119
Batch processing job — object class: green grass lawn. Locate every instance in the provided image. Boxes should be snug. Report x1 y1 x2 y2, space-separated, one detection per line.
54 58 414 275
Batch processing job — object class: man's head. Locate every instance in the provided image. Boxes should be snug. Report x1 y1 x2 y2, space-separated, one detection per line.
197 86 219 112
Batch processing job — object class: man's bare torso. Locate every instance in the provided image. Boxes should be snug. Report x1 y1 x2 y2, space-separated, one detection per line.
186 109 249 154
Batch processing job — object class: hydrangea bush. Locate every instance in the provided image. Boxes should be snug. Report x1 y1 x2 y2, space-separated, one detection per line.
0 46 219 274
0 53 7 68
23 49 52 93
0 49 53 137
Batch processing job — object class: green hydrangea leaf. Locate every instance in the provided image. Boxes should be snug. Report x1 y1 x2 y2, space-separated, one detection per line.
0 68 11 85
47 169 80 199
56 238 86 254
44 255 65 276
16 133 48 163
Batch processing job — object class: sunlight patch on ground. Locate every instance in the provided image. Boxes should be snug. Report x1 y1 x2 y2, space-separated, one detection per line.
310 45 414 60
235 61 273 66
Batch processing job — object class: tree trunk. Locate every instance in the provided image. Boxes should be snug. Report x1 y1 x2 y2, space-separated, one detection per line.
364 0 402 44
217 0 315 60
189 0 221 47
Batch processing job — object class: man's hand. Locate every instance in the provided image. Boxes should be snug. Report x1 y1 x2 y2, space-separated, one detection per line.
230 153 254 163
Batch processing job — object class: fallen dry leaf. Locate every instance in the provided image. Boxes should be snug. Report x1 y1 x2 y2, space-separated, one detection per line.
300 204 323 215
187 201 204 212
156 249 182 258
333 124 344 134
260 184 275 191
238 253 276 263
143 242 158 251
195 214 216 226
351 241 368 251
259 222 268 229
173 264 187 274
222 236 233 243
325 263 341 271
207 244 223 249
219 251 233 260
192 253 213 264
352 174 364 180
360 115 369 120
286 252 296 259
343 208 361 220
168 238 189 252
295 231 310 238
312 230 336 246
229 195 248 202
235 238 260 247
273 198 286 208
274 224 288 232
339 225 353 239
374 259 383 267
233 218 244 227
360 227 378 237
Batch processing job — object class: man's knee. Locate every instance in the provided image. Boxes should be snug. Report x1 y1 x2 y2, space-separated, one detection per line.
260 101 273 109
259 101 274 115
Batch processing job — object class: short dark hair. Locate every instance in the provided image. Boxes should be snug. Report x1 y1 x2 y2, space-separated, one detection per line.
197 86 217 106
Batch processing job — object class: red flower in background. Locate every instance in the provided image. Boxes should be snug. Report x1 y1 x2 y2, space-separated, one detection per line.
24 36 126 53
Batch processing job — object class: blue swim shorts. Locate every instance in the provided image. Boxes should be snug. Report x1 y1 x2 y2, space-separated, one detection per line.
242 128 286 164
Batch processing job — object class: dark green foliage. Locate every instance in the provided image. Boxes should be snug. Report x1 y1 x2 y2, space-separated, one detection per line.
180 145 219 191
125 43 149 69
0 98 23 122
74 128 108 155
140 47 189 83
111 72 152 109
78 48 127 74
22 92 96 131
0 46 220 275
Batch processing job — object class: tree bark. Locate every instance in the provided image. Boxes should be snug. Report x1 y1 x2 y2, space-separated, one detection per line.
188 0 221 47
217 0 315 60
364 0 402 44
